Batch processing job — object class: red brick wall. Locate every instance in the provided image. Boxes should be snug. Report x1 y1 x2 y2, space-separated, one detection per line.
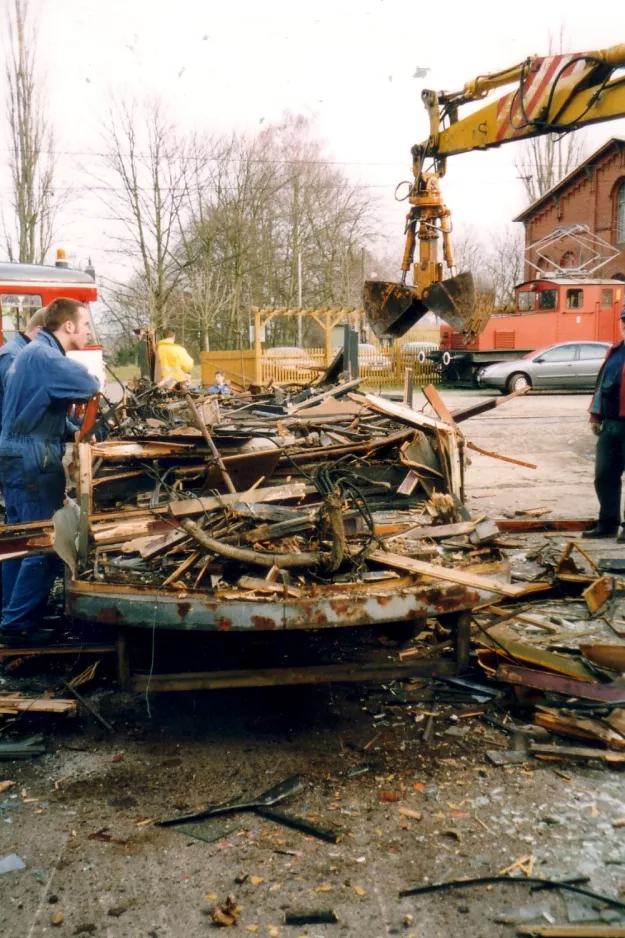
521 143 625 281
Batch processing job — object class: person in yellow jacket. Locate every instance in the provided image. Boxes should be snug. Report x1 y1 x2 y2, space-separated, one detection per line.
156 328 194 385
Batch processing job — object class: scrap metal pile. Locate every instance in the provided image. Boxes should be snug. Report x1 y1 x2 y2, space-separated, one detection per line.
78 377 517 600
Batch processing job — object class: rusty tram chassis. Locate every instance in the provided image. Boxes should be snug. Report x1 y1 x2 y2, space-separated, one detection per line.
64 574 492 693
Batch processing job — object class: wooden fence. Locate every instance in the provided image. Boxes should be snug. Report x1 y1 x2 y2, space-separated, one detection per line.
201 340 441 389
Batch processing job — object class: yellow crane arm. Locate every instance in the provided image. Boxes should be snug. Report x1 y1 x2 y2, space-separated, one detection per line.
365 43 625 340
427 43 625 158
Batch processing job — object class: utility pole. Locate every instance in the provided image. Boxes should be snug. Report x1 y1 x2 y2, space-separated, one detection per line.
297 249 303 347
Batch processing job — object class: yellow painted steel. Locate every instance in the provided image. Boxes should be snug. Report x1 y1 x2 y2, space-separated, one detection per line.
370 43 625 339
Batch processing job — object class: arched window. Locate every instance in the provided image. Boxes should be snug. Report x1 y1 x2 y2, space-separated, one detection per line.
618 181 625 244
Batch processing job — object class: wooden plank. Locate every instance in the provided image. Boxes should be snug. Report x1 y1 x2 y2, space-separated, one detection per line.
359 392 451 433
92 517 176 545
384 521 476 542
479 635 598 682
91 441 196 460
284 428 414 463
403 367 414 407
169 483 309 518
583 575 613 614
161 550 201 589
450 385 529 423
534 707 625 749
517 926 625 936
289 378 361 414
0 695 77 715
421 384 458 428
77 442 92 569
367 548 531 597
530 743 625 763
466 441 537 470
397 470 421 496
495 518 594 533
238 576 302 598
579 643 625 673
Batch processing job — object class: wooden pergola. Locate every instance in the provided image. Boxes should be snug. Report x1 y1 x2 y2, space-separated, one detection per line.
251 306 364 375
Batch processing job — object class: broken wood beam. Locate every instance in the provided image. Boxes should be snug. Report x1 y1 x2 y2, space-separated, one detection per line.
0 694 77 715
184 392 236 494
383 521 477 542
421 384 458 428
494 518 594 533
517 927 625 936
238 576 302 598
288 377 361 414
451 385 529 423
466 441 537 469
367 548 538 597
530 743 625 764
169 482 310 519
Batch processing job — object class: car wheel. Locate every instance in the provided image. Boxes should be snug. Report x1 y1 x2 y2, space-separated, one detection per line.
506 372 531 394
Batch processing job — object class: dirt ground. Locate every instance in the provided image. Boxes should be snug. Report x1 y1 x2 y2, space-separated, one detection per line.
3 389 625 938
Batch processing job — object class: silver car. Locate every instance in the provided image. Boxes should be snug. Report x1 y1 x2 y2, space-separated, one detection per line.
476 341 611 393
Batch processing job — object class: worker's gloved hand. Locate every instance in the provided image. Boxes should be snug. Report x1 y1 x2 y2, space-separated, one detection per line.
591 422 602 437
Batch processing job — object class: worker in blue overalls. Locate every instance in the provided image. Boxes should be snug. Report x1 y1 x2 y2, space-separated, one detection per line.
0 298 100 646
0 308 46 432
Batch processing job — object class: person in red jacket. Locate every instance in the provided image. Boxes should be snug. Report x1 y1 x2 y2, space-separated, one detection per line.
585 308 625 541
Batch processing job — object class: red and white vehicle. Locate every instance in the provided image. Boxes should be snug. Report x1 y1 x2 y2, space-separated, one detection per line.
0 251 105 387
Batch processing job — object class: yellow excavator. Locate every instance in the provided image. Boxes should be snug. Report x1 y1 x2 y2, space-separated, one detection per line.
365 43 625 339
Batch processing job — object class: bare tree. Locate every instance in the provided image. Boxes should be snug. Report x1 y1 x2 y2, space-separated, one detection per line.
95 96 190 331
515 132 585 204
451 223 488 276
514 28 586 205
99 110 381 355
2 0 59 263
485 226 525 309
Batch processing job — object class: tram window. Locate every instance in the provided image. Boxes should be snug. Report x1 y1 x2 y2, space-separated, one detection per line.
0 293 43 343
566 289 584 309
517 291 536 311
601 289 614 308
538 289 557 310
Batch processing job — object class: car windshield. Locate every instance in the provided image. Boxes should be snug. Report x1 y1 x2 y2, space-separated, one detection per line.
523 348 546 359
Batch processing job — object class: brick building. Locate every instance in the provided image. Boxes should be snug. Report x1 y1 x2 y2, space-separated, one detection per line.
514 137 625 281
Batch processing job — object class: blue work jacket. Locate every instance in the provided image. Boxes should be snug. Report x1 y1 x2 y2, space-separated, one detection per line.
0 329 100 486
0 333 28 433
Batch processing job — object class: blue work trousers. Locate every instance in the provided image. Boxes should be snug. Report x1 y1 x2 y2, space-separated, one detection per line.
1 463 65 631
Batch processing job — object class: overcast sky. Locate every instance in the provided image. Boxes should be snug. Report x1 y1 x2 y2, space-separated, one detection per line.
2 0 625 281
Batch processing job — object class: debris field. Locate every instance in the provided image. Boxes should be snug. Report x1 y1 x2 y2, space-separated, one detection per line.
2 384 625 937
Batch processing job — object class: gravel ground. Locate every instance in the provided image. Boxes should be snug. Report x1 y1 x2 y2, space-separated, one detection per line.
3 389 625 938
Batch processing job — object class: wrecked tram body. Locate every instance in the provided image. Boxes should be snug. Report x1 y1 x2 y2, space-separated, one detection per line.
57 381 527 689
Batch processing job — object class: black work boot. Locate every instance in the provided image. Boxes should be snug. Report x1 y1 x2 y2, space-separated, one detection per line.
617 527 625 544
582 522 619 539
0 627 55 647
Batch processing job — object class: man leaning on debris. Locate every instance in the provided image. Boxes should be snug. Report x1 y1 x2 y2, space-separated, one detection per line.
586 307 625 542
0 298 100 647
0 308 46 432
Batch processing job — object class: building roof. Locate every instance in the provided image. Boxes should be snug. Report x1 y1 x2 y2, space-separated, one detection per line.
513 137 625 223
517 277 622 287
0 262 95 285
